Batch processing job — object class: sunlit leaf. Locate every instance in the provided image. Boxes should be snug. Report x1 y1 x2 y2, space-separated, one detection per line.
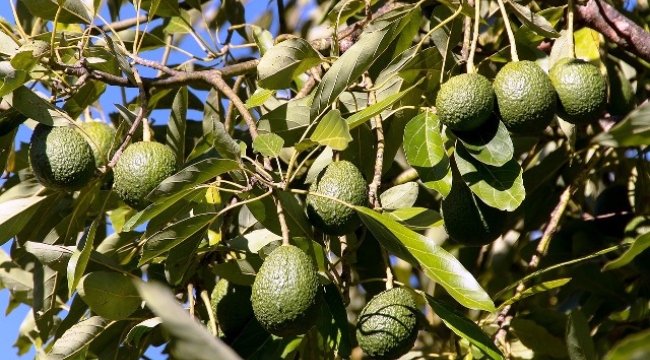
384 207 443 230
67 219 99 297
454 117 514 167
603 232 650 271
253 133 284 157
508 1 560 38
310 109 352 151
257 38 322 89
380 182 418 210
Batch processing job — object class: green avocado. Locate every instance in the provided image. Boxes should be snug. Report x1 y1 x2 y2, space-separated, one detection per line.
112 141 177 209
436 73 495 132
307 160 368 236
80 121 117 167
251 245 320 337
29 124 96 191
493 61 557 134
210 278 254 339
441 181 507 246
549 57 607 125
356 287 420 360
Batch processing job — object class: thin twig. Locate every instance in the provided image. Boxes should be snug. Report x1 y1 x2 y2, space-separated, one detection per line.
225 75 246 133
188 283 195 318
367 90 384 210
275 194 291 246
200 289 218 337
496 0 519 62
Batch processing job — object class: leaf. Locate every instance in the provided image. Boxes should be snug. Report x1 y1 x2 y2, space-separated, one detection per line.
67 219 99 297
0 249 33 307
134 280 244 360
294 237 329 281
212 121 241 161
425 295 504 360
252 133 284 157
403 110 451 197
124 187 202 232
22 0 93 24
0 31 19 56
346 82 419 129
245 88 275 108
23 242 122 274
322 283 352 357
126 317 162 346
257 38 322 89
62 81 106 119
212 257 262 286
508 1 560 38
258 97 311 147
77 271 140 320
167 86 188 168
603 232 650 271
430 5 463 73
249 25 273 56
380 182 418 210
310 4 417 118
510 319 568 358
355 206 496 311
593 101 650 147
604 328 650 360
103 35 136 84
246 189 313 239
498 278 571 309
384 207 443 230
454 117 514 167
455 143 525 211
2 86 74 126
310 109 352 151
150 158 241 198
47 316 110 360
566 309 596 360
0 194 50 245
10 39 50 71
33 262 60 338
0 62 29 98
165 229 203 286
140 213 215 266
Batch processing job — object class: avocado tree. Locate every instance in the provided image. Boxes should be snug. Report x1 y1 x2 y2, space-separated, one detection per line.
1 0 650 358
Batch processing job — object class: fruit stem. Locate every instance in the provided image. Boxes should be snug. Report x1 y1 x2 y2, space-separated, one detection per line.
496 0 519 62
467 0 481 73
381 248 394 290
568 0 576 58
200 289 218 337
274 194 291 246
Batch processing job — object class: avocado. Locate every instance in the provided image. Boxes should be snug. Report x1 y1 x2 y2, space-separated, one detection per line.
356 287 420 360
29 124 96 191
441 181 507 246
80 121 117 167
549 57 607 125
307 160 368 236
210 278 254 339
251 245 320 337
113 141 177 209
436 73 495 131
493 61 557 134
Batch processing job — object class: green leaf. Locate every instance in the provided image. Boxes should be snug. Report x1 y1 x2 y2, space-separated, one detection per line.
150 158 241 198
212 120 241 161
310 4 417 118
454 117 514 167
603 232 650 271
134 280 244 360
322 283 352 357
498 278 571 309
2 86 74 126
310 109 352 151
258 97 311 147
346 82 419 129
22 0 93 24
0 31 19 56
355 206 496 311
247 189 313 239
103 35 136 84
455 143 525 211
294 237 329 282
403 110 451 197
167 86 188 168
252 133 284 157
124 188 202 232
245 88 275 108
62 81 106 119
384 207 443 230
380 182 418 210
212 257 262 286
605 328 650 360
48 317 111 360
257 38 322 89
0 249 33 307
10 40 50 71
67 219 99 297
0 194 51 245
593 101 650 147
140 213 215 266
165 229 203 286
425 295 504 360
510 319 568 358
126 317 162 346
249 25 273 56
33 262 60 337
23 241 122 274
566 309 596 360
77 271 140 320
508 1 560 38
430 5 463 73
0 62 28 98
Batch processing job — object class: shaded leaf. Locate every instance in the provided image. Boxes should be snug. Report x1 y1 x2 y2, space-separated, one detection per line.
603 232 650 271
165 229 203 286
212 257 262 286
246 189 313 239
310 109 352 151
48 316 110 360
257 38 322 89
126 317 162 346
380 182 418 210
0 249 33 307
593 101 650 147
605 328 650 360
430 5 463 73
322 283 352 357
33 262 60 339
566 309 596 360
258 97 311 147
124 188 203 232
212 120 241 161
499 278 571 309
78 271 140 320
150 158 241 198
253 133 284 157
167 86 188 168
0 62 28 99
63 81 106 119
510 318 568 358
0 194 51 245
67 219 99 297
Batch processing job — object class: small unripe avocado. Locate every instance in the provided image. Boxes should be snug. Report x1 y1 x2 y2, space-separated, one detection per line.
210 279 254 339
113 142 177 209
80 121 117 167
29 124 96 191
436 73 495 131
549 57 607 125
307 160 368 236
494 61 557 134
441 181 507 246
356 287 420 360
251 245 320 337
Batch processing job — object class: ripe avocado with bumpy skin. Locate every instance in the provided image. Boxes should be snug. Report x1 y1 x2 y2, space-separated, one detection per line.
251 245 320 337
436 73 495 131
549 57 607 125
29 124 96 191
441 181 507 246
113 141 177 209
210 278 254 339
356 287 420 360
80 121 116 167
307 160 368 236
494 61 557 134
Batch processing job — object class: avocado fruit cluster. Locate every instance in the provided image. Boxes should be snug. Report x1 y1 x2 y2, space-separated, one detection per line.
113 141 177 209
210 278 254 340
356 287 420 360
307 160 368 236
30 124 98 191
251 245 320 337
436 73 495 132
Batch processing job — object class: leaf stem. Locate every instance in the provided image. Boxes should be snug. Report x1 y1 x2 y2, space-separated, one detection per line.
496 0 519 62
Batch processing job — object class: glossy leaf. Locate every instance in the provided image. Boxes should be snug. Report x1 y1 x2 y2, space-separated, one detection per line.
380 182 418 210
257 38 322 89
48 317 111 360
566 309 596 360
384 207 443 230
78 271 140 320
167 86 188 168
126 317 162 346
253 133 284 157
603 232 650 271
356 206 496 311
346 82 418 129
124 188 203 232
310 109 352 151
454 117 514 167
22 0 93 24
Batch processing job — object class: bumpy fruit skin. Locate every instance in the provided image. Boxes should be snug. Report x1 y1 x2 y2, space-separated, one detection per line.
356 288 420 360
441 181 507 246
29 124 96 191
494 61 557 134
210 279 254 339
549 57 607 125
251 245 320 337
113 142 177 209
436 73 495 131
80 121 116 167
307 161 368 236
